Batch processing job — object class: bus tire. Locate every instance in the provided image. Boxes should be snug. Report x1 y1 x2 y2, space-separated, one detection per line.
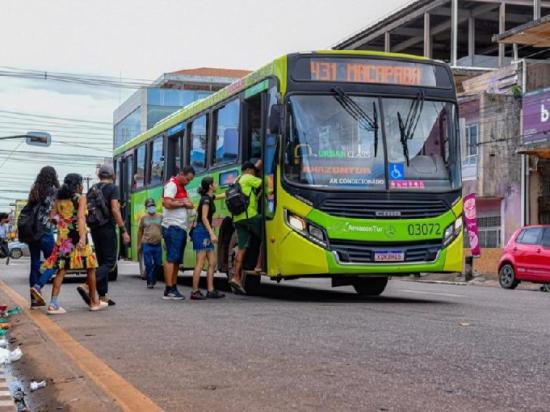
352 277 388 296
108 265 118 282
244 274 261 295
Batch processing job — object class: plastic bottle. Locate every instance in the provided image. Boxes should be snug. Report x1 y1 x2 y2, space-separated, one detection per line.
30 380 47 391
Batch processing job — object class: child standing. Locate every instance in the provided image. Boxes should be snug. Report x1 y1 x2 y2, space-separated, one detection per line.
138 198 163 289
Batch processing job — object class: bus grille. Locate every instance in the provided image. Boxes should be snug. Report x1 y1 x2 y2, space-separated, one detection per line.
319 198 448 219
329 240 442 264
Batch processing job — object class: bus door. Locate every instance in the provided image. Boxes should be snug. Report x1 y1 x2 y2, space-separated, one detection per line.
242 82 279 275
120 152 133 259
241 90 264 271
262 86 281 277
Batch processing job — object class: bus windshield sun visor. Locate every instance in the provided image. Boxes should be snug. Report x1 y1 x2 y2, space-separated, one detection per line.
332 88 379 156
397 91 424 167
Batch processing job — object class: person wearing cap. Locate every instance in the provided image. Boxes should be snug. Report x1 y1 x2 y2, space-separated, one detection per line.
137 198 163 289
84 164 130 307
229 158 263 294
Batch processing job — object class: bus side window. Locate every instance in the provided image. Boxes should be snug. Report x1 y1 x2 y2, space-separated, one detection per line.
134 145 146 189
244 93 262 160
190 115 208 173
167 131 184 177
150 136 164 186
213 99 240 167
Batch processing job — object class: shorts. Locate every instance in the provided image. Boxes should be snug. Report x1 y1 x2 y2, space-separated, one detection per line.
162 225 187 264
191 224 214 252
234 214 262 250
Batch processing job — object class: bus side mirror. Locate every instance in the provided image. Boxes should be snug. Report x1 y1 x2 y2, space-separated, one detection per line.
269 104 283 135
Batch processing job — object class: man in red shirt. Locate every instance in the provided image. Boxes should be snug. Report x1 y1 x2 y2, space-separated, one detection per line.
162 166 195 300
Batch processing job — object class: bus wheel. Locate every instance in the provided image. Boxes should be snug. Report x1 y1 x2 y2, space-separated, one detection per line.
352 277 388 296
244 273 261 295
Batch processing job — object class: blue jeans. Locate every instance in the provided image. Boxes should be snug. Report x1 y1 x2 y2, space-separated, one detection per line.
143 243 162 284
28 233 56 288
162 226 186 264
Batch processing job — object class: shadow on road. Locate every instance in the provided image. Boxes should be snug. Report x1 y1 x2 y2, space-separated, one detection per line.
161 275 450 305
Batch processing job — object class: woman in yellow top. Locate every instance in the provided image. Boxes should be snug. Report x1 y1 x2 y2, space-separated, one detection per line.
35 173 108 314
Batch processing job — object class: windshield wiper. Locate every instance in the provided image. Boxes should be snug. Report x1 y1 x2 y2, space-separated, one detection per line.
332 88 379 156
396 91 424 166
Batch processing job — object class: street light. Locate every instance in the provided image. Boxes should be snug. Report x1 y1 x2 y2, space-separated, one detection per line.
0 131 51 147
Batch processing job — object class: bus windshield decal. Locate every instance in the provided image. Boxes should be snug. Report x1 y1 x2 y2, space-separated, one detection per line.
293 58 451 88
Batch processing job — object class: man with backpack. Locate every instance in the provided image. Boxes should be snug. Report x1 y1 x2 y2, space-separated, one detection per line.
227 159 263 294
83 164 130 306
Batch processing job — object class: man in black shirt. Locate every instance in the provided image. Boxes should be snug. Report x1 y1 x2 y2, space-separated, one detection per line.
87 164 130 306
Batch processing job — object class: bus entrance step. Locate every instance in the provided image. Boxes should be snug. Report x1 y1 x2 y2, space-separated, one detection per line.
243 270 263 277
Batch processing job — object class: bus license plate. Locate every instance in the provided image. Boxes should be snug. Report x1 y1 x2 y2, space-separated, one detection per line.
374 251 405 262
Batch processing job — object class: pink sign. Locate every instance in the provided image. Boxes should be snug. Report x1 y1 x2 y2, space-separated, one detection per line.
463 193 481 257
390 180 425 189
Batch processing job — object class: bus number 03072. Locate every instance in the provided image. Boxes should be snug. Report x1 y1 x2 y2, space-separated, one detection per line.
407 223 441 236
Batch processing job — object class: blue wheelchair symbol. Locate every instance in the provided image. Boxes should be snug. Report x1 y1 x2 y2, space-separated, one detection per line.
389 163 404 180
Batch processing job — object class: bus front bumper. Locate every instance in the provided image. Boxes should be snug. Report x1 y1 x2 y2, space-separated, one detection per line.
276 229 464 277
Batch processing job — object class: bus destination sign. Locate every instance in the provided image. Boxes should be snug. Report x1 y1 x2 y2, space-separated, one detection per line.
294 58 448 88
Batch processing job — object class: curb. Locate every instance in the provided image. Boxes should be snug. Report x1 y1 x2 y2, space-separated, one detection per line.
0 366 16 412
403 278 473 286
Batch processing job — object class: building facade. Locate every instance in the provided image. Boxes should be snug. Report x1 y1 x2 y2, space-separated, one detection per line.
113 68 250 149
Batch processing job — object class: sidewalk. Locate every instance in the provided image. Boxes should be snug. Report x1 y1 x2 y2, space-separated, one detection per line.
407 272 548 291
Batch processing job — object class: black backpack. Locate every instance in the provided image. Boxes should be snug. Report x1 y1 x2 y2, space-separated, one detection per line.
17 202 43 244
86 184 110 228
225 177 250 216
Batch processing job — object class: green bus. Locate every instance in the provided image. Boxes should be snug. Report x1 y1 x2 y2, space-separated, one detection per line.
113 50 464 296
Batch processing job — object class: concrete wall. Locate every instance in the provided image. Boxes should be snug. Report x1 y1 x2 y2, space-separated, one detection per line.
478 93 523 243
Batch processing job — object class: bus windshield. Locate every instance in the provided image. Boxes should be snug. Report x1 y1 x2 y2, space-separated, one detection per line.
284 94 460 192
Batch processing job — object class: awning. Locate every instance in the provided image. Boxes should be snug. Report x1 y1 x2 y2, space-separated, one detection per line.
493 15 550 47
517 142 550 158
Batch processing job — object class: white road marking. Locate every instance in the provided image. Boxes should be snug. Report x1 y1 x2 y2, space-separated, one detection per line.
398 289 465 298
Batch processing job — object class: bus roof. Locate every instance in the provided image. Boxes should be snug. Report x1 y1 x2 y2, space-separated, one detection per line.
113 50 433 156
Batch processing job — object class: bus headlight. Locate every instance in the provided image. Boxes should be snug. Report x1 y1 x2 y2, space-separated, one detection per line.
288 214 306 232
443 216 463 246
285 210 327 248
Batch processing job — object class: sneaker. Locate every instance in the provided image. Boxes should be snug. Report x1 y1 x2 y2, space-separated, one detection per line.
47 305 66 315
100 296 116 306
147 283 154 289
190 290 206 300
163 287 185 300
206 290 226 299
30 286 46 306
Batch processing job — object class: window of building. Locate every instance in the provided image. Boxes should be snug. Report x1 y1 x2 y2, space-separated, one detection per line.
517 227 543 245
214 99 240 166
463 124 478 165
114 107 142 148
477 216 501 248
190 115 208 173
150 137 164 186
135 145 146 189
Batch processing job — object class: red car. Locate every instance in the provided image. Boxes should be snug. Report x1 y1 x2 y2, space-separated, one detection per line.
498 225 550 289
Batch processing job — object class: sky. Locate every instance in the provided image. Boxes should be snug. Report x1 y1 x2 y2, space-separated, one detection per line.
0 0 407 210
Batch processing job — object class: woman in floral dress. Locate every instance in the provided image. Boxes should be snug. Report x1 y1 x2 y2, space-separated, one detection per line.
39 174 108 314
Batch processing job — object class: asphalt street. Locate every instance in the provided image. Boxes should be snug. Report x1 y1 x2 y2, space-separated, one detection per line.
1 258 549 411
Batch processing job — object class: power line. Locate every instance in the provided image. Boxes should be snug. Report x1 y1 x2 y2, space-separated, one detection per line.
0 109 111 125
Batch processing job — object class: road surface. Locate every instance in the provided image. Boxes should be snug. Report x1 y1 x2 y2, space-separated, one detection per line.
1 259 549 411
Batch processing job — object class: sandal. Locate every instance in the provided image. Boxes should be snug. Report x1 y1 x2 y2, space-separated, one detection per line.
90 301 109 312
229 280 246 295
